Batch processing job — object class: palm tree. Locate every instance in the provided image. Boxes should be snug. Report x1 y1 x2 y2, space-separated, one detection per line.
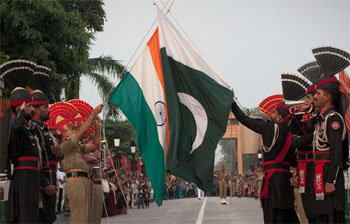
64 55 126 119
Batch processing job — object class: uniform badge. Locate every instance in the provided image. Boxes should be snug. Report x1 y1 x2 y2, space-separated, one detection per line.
331 121 340 130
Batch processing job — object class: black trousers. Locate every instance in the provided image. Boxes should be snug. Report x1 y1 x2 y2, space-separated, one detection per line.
40 189 57 224
308 210 345 224
8 169 40 223
261 198 300 224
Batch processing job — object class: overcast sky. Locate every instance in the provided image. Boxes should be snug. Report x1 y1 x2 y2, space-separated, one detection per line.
81 0 350 109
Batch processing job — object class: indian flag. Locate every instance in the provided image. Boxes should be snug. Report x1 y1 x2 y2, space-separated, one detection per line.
109 8 233 206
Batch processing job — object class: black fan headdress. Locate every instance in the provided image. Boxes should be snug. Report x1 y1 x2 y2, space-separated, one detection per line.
28 65 51 91
312 46 350 78
0 60 36 88
281 73 312 105
297 61 323 84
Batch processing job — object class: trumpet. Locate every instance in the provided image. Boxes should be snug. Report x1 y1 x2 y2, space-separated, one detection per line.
288 103 314 115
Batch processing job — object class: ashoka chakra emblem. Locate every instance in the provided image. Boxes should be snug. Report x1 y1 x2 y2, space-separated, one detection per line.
154 101 166 126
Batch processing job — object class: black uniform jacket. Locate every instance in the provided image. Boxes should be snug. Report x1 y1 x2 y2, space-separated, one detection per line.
231 101 296 209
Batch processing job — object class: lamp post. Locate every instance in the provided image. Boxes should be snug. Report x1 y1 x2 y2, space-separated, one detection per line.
114 138 120 169
131 147 136 174
130 140 136 174
257 148 262 167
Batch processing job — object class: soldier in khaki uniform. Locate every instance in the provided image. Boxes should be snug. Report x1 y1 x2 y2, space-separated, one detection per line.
230 174 237 197
216 165 229 204
48 103 102 223
85 151 104 224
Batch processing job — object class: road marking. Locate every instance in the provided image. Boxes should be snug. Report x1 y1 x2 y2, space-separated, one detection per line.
195 197 208 224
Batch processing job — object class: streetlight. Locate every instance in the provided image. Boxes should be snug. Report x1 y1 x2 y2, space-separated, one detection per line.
114 138 120 168
257 148 262 167
130 140 136 174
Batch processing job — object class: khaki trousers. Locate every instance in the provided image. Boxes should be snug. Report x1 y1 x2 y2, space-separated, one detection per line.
90 183 104 224
219 181 227 199
65 178 91 224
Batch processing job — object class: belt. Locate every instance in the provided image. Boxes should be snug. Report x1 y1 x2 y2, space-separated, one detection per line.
263 163 290 170
14 156 40 171
314 152 330 161
66 169 89 179
297 151 314 162
42 160 58 173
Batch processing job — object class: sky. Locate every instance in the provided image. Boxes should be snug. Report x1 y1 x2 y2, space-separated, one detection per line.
81 0 350 109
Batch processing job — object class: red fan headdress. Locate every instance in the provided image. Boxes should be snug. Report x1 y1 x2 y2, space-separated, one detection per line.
47 102 77 136
339 70 350 134
67 99 95 138
258 94 284 117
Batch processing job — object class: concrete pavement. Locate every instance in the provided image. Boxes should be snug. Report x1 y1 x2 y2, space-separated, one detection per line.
55 197 263 224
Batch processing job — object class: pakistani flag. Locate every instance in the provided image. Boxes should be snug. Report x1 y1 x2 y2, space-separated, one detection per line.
109 8 233 206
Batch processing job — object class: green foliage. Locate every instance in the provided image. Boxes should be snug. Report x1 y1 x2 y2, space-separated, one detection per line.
104 119 138 159
59 0 106 32
0 0 93 101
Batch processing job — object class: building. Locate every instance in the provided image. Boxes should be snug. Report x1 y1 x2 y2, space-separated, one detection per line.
221 112 261 174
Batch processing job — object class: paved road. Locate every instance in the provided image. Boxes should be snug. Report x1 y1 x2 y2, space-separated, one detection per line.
55 197 263 224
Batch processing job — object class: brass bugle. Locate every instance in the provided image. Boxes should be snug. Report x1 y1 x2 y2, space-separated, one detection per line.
288 103 313 114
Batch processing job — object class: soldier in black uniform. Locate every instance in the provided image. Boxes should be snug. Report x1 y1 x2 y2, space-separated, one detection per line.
310 77 347 223
31 90 63 224
8 87 41 223
288 61 323 222
231 97 299 223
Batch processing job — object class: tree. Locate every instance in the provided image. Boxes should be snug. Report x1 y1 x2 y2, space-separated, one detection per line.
65 55 125 99
0 0 92 100
59 0 106 32
104 119 138 159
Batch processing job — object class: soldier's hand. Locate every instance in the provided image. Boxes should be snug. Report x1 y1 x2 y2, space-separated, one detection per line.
44 185 58 196
94 116 102 127
325 183 336 194
93 104 103 115
20 102 26 111
290 176 299 188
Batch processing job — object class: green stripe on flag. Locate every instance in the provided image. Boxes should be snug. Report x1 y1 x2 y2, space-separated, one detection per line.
109 72 165 206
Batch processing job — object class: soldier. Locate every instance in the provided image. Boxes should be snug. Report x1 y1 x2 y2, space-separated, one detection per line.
231 95 299 223
216 165 229 204
287 62 323 223
230 174 237 197
31 90 63 224
310 77 347 223
7 87 41 223
48 103 103 223
85 149 104 224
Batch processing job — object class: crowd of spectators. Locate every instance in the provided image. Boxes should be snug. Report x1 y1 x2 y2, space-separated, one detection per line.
56 164 262 218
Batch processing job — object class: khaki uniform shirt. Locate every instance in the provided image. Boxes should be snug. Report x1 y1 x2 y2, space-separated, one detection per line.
60 134 89 172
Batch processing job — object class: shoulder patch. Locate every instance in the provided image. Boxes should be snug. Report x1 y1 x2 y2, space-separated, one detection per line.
331 121 341 130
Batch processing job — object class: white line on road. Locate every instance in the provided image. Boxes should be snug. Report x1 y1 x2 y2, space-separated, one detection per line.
195 197 208 224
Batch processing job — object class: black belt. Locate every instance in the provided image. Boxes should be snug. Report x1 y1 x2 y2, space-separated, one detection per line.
14 160 39 169
263 163 290 170
297 152 314 161
67 170 89 179
314 153 330 161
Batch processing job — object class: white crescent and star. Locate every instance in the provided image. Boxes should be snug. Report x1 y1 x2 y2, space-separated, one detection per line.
177 92 208 153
